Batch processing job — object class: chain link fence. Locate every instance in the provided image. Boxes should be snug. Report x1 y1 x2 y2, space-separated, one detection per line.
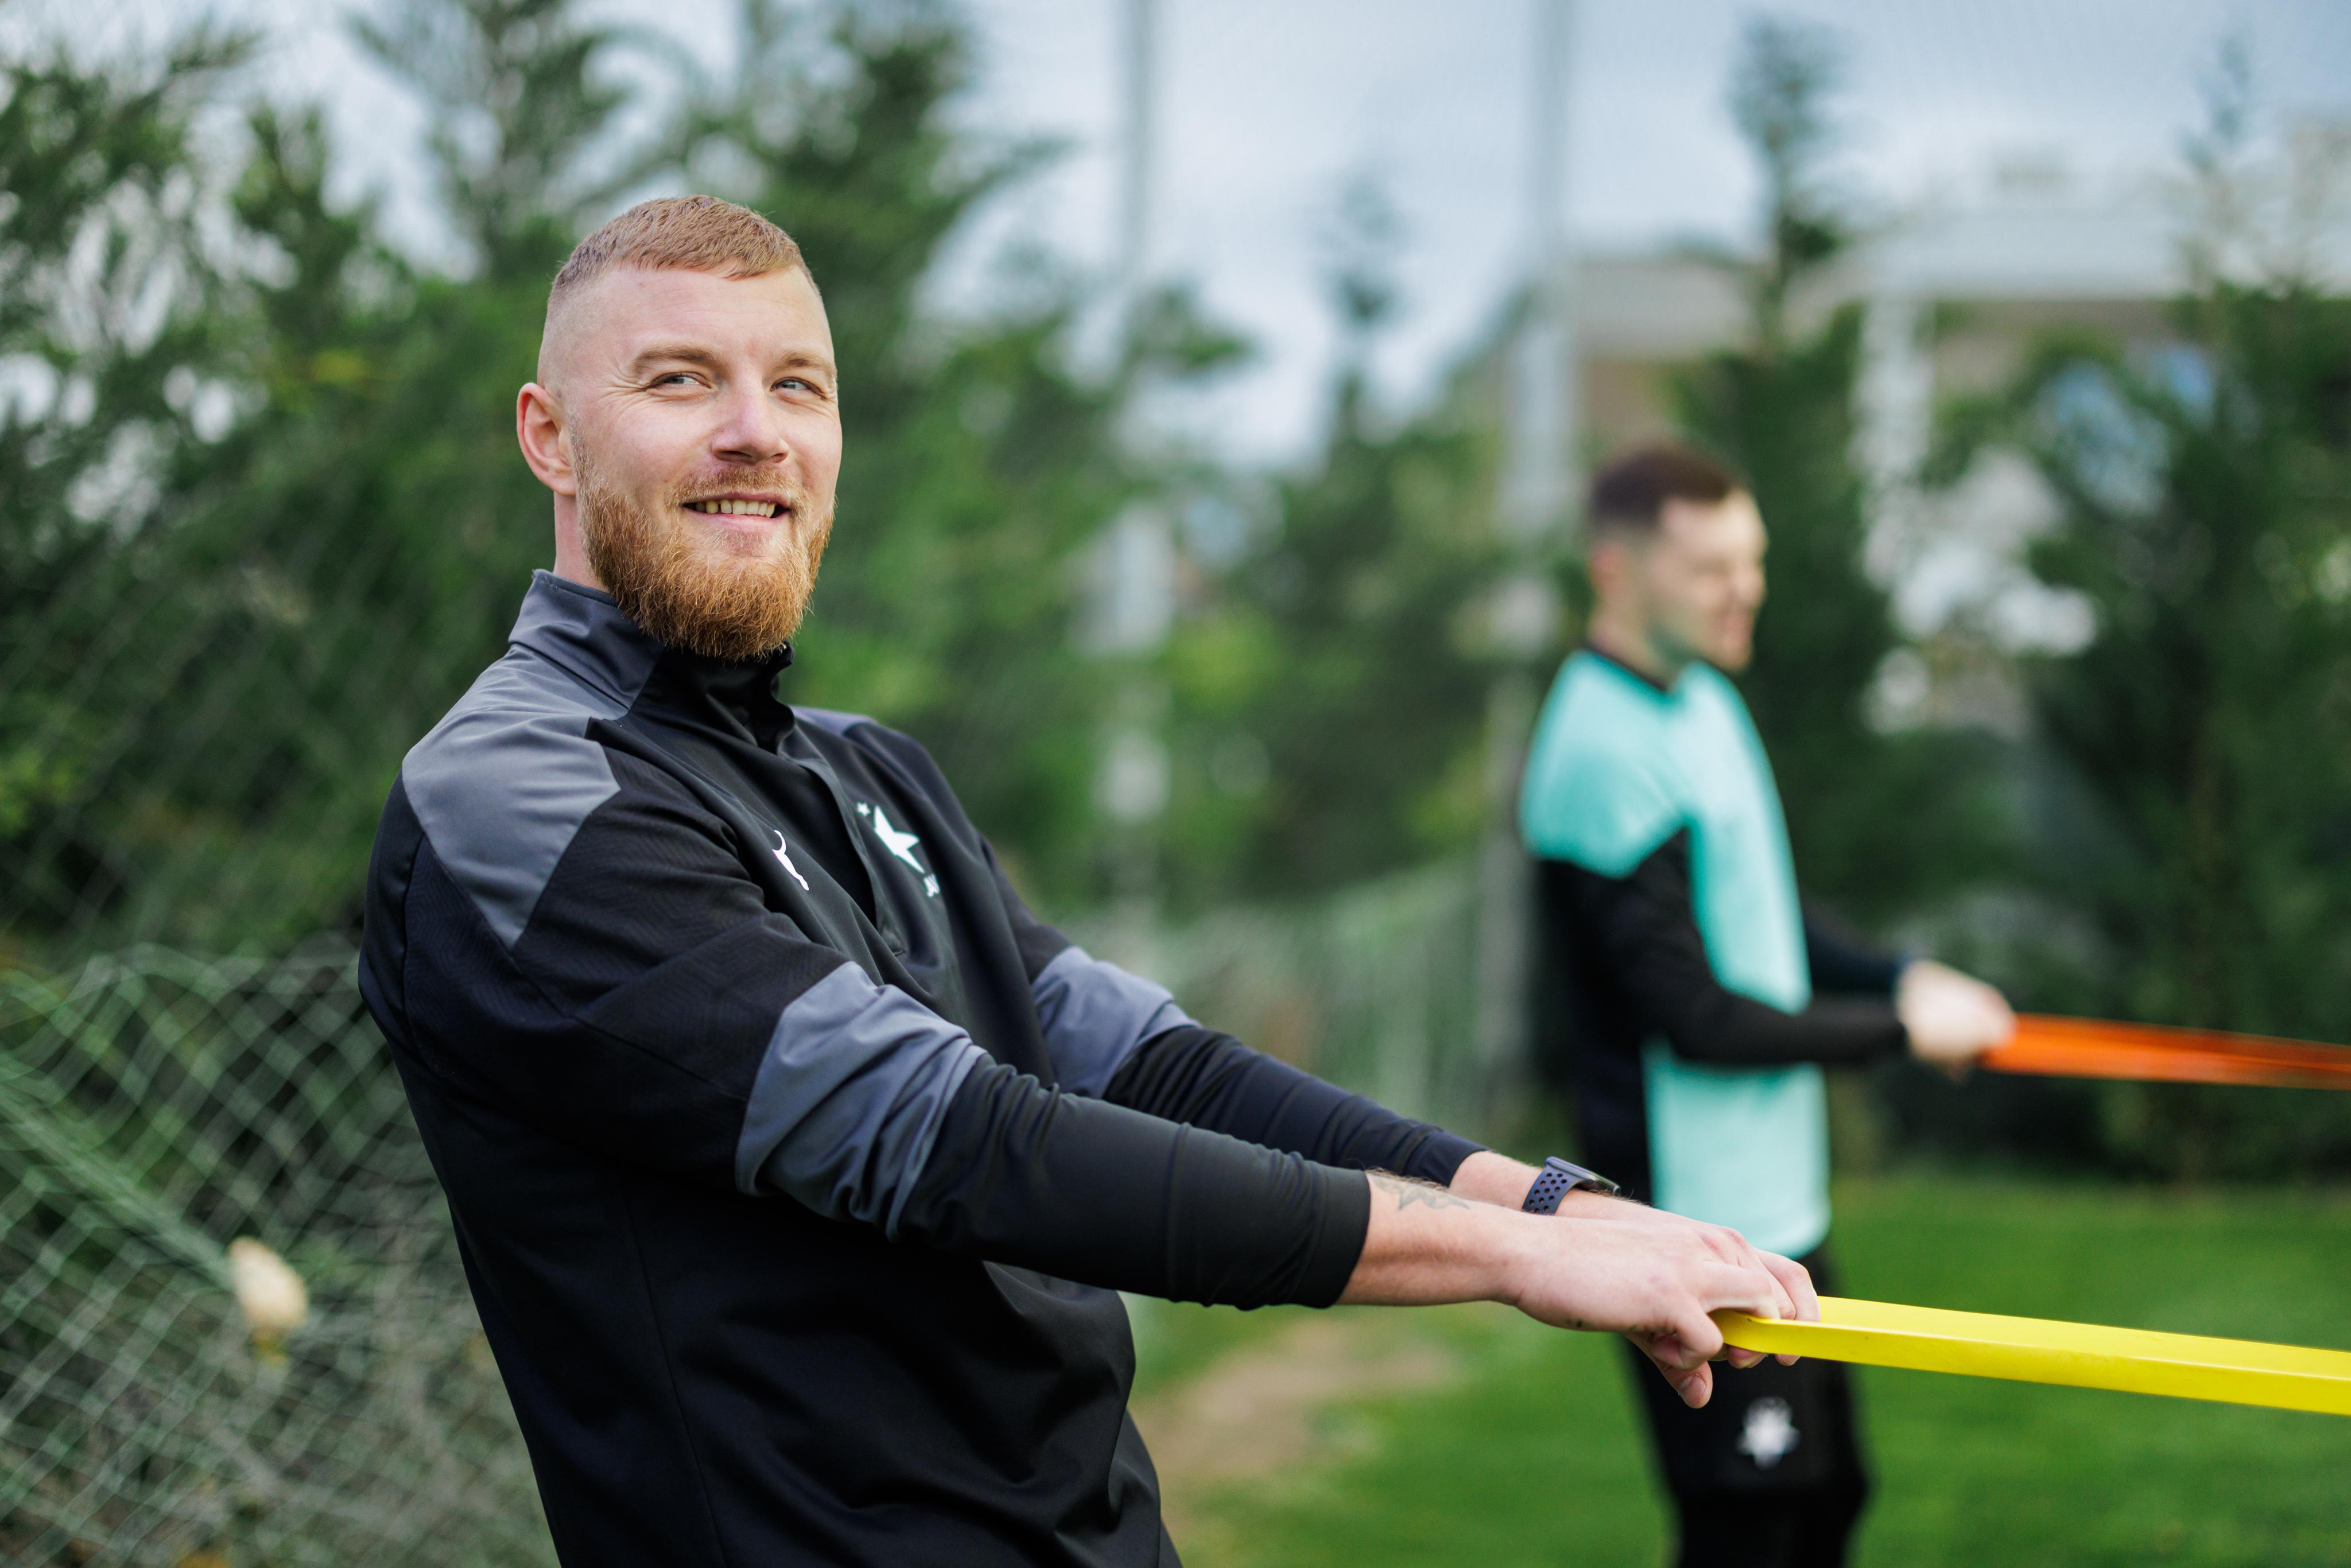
0 944 550 1567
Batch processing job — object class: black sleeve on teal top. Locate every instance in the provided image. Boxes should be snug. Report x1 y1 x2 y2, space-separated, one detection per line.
1802 905 1907 997
1104 1026 1486 1187
1561 829 1906 1066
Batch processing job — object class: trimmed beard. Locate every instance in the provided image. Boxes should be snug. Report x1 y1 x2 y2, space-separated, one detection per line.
573 440 832 663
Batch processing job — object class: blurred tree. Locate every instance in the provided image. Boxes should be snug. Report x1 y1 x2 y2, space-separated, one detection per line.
350 0 643 280
0 28 251 954
1157 176 1507 904
1925 53 2351 1175
1673 16 2005 923
63 0 650 951
0 0 1238 952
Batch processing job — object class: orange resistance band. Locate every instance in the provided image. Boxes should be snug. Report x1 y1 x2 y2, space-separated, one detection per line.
1981 1015 2351 1090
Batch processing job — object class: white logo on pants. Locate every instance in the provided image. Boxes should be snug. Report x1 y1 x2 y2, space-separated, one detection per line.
1737 1397 1800 1470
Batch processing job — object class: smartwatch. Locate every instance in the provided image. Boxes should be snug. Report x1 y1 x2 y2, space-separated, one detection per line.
1521 1156 1620 1215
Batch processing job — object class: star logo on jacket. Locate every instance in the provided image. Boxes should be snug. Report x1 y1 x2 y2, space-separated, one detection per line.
856 801 938 896
770 830 810 892
1736 1396 1799 1470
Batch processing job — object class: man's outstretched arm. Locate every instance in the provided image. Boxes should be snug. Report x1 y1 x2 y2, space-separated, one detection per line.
1103 1024 1485 1186
1553 830 2009 1068
383 744 1794 1356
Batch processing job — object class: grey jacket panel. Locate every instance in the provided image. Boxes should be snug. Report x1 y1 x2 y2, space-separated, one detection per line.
399 572 666 950
1030 945 1194 1099
402 695 621 951
738 962 988 1235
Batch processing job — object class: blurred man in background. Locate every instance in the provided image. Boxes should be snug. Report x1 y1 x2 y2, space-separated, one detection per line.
1519 445 2015 1568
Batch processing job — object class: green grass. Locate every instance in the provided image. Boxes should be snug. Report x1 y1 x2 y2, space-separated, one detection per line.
1135 1177 2351 1567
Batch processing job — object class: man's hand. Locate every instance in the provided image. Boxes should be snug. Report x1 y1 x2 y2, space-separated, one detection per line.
1451 1154 1810 1308
1339 1168 1817 1408
1897 958 2014 1069
1452 1151 1817 1383
1501 1197 1815 1408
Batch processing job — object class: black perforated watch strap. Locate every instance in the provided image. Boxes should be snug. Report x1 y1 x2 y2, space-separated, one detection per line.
1521 1156 1620 1214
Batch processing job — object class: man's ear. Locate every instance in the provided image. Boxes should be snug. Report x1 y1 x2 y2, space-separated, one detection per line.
1586 530 1636 601
516 382 576 496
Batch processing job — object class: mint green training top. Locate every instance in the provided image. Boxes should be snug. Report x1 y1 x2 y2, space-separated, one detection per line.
1519 650 1831 1258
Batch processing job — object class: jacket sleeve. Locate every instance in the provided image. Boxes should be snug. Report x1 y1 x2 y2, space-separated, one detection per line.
1803 905 1907 996
1103 1026 1484 1186
1551 828 1906 1067
849 723 1199 1099
969 833 1485 1186
973 834 1195 1096
376 741 1367 1310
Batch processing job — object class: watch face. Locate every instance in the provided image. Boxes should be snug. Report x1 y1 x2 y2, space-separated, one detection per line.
1550 1158 1619 1196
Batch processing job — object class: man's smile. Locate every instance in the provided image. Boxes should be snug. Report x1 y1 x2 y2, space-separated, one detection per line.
682 493 790 531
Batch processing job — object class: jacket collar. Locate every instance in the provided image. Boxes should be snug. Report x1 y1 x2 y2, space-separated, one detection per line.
1578 638 1678 696
509 570 797 746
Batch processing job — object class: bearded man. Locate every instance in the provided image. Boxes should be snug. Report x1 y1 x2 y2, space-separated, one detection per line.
360 197 1816 1568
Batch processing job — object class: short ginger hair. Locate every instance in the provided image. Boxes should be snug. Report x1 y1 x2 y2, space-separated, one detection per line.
541 196 813 371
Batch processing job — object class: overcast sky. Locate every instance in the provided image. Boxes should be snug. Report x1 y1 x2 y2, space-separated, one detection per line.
42 0 2351 459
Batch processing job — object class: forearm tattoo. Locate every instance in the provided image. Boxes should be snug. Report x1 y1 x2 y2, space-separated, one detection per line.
1367 1170 1472 1211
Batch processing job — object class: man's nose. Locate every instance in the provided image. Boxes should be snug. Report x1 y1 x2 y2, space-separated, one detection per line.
711 382 790 465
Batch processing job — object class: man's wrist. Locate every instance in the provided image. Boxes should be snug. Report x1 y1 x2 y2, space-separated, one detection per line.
1554 1186 1633 1217
1462 1203 1554 1311
1446 1150 1543 1208
1343 1170 1544 1307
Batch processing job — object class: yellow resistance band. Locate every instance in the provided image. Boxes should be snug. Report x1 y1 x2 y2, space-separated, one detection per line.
1715 1297 2351 1416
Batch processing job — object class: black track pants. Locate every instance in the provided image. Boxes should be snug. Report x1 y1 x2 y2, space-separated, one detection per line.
1624 1245 1871 1568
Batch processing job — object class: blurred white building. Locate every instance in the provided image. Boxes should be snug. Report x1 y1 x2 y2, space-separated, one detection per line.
1568 131 2351 732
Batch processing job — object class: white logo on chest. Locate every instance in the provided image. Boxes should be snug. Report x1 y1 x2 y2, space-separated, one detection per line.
770 830 810 892
1737 1396 1799 1470
858 801 938 896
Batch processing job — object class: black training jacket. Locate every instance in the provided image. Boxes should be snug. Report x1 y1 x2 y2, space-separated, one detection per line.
360 572 1480 1567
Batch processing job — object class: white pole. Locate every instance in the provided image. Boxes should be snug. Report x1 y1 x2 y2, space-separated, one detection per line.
1098 0 1171 934
1473 0 1578 1107
1118 0 1158 324
1500 0 1578 546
